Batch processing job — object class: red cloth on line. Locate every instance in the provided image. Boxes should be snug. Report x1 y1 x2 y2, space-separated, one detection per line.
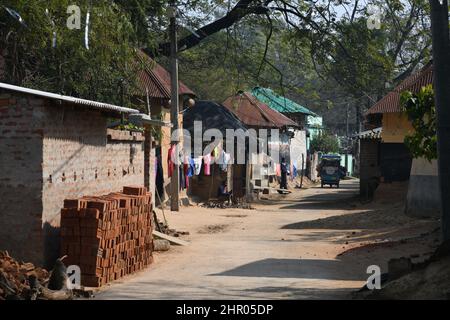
184 162 189 189
168 144 176 177
203 154 211 176
276 163 281 177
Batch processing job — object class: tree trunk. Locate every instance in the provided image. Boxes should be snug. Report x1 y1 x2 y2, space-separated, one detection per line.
429 0 450 240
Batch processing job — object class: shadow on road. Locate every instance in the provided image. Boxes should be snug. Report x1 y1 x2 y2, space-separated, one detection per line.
239 286 354 299
279 193 359 211
281 209 383 230
276 181 360 211
210 258 366 281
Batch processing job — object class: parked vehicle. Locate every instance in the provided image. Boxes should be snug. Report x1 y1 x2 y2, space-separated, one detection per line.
318 154 343 188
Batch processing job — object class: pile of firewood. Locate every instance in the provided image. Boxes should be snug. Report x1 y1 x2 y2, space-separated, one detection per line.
0 250 49 300
156 220 189 238
201 201 253 210
0 251 93 300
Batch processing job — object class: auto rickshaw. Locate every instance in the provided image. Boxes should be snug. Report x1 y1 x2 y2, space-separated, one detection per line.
318 154 343 188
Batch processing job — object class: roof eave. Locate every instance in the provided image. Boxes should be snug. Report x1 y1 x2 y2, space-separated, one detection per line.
0 82 139 115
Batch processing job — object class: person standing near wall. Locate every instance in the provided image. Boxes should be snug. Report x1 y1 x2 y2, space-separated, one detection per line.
280 158 288 190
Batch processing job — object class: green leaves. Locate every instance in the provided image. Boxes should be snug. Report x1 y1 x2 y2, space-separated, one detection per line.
310 131 340 154
0 0 165 109
400 85 437 160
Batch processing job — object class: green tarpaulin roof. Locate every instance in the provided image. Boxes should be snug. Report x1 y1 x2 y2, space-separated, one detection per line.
251 87 317 116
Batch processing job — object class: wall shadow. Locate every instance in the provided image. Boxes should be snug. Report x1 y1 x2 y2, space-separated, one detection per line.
239 286 353 299
209 258 366 281
43 222 61 270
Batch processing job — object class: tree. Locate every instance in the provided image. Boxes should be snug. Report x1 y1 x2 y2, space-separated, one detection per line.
400 85 437 160
174 18 323 103
1 1 433 117
429 0 450 240
151 1 431 90
0 0 165 108
310 131 340 154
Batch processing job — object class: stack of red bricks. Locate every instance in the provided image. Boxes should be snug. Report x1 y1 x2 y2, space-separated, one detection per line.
60 186 153 287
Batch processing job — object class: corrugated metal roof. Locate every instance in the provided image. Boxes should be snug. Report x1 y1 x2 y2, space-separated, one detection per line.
0 82 139 114
129 114 172 127
135 51 195 99
366 62 433 115
222 92 300 128
251 87 317 116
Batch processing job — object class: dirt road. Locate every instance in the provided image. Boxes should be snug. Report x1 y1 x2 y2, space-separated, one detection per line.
95 179 438 299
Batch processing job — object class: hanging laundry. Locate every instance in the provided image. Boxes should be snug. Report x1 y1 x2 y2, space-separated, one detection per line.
203 154 212 176
217 150 224 166
183 155 193 189
3 6 27 28
193 156 202 175
183 161 189 189
187 156 195 177
293 165 298 179
276 163 281 177
219 151 231 172
168 144 176 177
213 146 220 160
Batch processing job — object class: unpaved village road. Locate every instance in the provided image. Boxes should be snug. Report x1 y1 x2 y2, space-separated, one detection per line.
95 179 437 299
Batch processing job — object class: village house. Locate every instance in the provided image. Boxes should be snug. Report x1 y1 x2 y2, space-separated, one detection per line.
362 62 439 217
0 82 169 267
182 100 251 202
250 87 321 180
222 91 299 190
134 51 196 204
356 127 383 200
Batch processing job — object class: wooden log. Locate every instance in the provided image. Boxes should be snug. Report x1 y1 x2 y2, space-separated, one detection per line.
152 230 189 246
0 271 16 296
153 239 170 251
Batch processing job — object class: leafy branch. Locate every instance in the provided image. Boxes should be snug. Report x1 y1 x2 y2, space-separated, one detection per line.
400 84 437 160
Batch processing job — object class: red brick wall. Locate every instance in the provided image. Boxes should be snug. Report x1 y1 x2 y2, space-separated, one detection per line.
0 93 45 264
0 93 147 267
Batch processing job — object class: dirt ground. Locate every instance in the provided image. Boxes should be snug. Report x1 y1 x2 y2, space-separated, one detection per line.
94 179 439 300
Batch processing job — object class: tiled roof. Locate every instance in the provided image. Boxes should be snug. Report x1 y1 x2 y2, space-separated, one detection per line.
366 62 433 115
222 92 300 128
135 51 195 99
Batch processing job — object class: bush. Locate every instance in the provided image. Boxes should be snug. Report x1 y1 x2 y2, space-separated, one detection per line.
310 131 340 154
400 85 437 161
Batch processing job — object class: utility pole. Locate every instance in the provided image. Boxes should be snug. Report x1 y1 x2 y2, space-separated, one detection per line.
355 101 363 177
345 103 349 175
430 0 450 240
169 0 180 211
